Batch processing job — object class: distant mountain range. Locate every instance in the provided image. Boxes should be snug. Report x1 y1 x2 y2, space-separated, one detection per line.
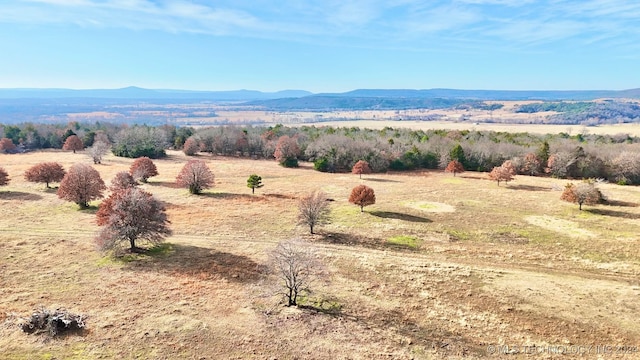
0 86 313 101
0 86 639 101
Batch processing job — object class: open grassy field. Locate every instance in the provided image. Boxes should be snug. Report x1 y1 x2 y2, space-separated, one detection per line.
1 150 639 359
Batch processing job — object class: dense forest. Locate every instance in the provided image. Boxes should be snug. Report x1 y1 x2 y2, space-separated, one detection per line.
3 122 640 185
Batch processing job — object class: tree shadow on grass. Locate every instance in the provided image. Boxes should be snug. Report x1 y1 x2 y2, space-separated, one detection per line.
364 178 401 183
369 211 432 223
585 208 640 219
603 199 638 207
124 243 261 283
200 192 265 201
145 181 178 188
0 191 42 201
505 184 550 191
320 231 384 250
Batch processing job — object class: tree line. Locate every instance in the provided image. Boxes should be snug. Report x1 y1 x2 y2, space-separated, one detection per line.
4 122 640 184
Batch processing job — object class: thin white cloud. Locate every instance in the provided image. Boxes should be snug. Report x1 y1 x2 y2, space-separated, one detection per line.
1 0 639 54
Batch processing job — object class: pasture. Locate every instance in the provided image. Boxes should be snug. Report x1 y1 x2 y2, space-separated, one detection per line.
1 149 639 359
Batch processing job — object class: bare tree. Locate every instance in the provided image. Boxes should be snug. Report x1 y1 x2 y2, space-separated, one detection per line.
87 140 110 164
349 185 376 212
24 162 66 188
176 159 214 194
298 191 331 234
268 240 322 306
96 187 171 252
57 163 106 208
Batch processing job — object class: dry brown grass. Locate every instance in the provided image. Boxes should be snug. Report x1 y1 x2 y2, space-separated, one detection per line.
1 149 639 359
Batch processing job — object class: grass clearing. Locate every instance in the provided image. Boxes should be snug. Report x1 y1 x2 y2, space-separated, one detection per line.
1 149 639 359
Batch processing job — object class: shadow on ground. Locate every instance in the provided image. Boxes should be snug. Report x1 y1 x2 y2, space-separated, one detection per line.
124 243 261 283
363 178 401 183
604 199 638 207
369 211 431 223
0 191 43 201
585 208 640 219
506 184 550 191
319 231 384 249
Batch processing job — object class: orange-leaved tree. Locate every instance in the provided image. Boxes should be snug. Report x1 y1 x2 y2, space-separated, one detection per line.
488 160 516 186
349 184 376 212
0 138 16 153
176 159 214 194
352 160 372 179
57 163 106 208
560 181 603 210
96 187 171 252
444 160 465 176
62 135 84 153
130 157 158 183
24 162 66 188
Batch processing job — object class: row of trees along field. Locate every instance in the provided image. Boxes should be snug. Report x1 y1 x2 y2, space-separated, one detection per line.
3 122 640 184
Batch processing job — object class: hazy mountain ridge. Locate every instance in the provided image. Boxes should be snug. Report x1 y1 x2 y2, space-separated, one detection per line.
1 87 639 101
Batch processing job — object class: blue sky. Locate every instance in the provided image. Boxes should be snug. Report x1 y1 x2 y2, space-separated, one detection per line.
1 0 639 92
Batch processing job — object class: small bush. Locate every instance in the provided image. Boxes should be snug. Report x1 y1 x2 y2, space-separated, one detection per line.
21 307 86 337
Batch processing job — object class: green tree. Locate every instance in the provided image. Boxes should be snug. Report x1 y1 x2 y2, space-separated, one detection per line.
247 174 264 194
449 144 466 165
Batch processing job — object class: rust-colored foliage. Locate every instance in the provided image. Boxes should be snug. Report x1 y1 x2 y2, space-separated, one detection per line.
57 163 106 208
0 138 16 153
444 160 465 176
273 135 300 167
176 159 214 194
522 153 541 176
183 137 200 156
62 135 84 153
0 167 9 186
110 171 137 192
96 187 171 252
129 157 158 183
560 182 603 210
488 161 516 186
352 160 372 179
349 184 376 212
24 162 66 188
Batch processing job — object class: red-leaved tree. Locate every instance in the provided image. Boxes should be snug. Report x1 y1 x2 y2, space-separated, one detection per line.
183 137 200 156
273 135 300 167
62 135 84 153
96 187 171 253
110 171 137 192
176 159 214 194
57 163 106 208
0 167 9 186
349 184 376 212
444 160 465 176
130 157 158 183
0 138 16 153
24 162 66 188
352 160 372 179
